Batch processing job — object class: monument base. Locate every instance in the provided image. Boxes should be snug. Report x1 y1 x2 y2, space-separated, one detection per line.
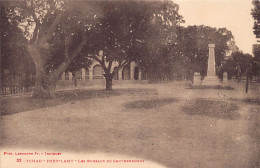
202 76 221 86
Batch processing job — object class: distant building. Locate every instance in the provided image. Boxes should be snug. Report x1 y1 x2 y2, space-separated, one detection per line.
59 50 147 83
59 51 147 84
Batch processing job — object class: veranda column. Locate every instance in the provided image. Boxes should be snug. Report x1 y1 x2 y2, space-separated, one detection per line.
89 69 93 80
82 68 86 80
118 69 122 80
61 72 65 80
130 62 135 80
69 72 73 80
138 68 142 80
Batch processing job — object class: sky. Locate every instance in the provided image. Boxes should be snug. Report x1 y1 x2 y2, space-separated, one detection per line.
174 0 257 55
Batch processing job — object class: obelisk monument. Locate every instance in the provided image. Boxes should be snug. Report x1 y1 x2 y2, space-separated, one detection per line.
202 44 220 86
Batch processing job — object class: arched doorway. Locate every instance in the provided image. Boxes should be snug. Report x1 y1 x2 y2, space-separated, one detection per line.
93 64 103 79
65 70 69 80
134 67 139 80
113 67 118 80
76 69 82 80
141 68 147 80
122 65 130 80
85 68 89 79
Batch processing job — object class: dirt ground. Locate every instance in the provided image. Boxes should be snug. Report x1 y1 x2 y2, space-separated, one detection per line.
1 82 260 168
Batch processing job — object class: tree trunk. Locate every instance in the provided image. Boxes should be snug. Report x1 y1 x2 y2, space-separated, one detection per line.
33 68 51 98
27 45 52 98
105 74 113 90
27 27 87 98
246 70 249 93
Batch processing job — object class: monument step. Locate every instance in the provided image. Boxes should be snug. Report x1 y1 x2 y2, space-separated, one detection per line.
202 76 221 86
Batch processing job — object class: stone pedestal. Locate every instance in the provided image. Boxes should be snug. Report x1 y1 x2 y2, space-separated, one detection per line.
202 76 220 85
202 44 220 86
193 72 201 86
223 72 228 85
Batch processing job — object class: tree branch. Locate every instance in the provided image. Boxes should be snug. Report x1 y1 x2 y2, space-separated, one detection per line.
88 55 107 70
64 27 73 61
102 53 105 62
118 60 128 70
30 0 40 25
37 12 67 49
67 35 88 64
107 60 113 74
112 60 127 75
30 0 40 43
50 35 88 79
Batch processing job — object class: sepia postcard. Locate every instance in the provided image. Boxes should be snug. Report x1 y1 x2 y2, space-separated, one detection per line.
0 0 259 168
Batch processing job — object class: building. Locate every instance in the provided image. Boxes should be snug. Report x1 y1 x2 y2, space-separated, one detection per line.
59 59 147 84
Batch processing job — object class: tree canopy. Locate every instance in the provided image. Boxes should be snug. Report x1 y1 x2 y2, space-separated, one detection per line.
220 51 252 80
82 0 184 89
2 0 241 96
2 0 184 96
3 0 105 97
139 25 238 82
252 0 260 76
0 2 34 87
252 0 260 41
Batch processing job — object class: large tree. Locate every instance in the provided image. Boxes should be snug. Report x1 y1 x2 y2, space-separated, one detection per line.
81 0 183 90
220 51 253 80
138 25 237 82
252 1 260 77
4 0 183 94
0 2 34 88
174 25 238 79
252 0 260 42
133 19 238 83
121 1 184 83
4 0 103 97
251 44 260 77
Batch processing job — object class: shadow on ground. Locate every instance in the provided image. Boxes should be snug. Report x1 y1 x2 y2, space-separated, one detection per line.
231 97 260 106
247 107 260 168
1 83 259 168
186 85 234 90
182 98 240 120
125 98 178 109
0 88 157 116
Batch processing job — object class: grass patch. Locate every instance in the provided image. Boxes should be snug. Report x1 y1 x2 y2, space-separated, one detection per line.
182 99 239 120
125 98 177 109
230 98 260 105
0 88 157 116
244 98 260 105
188 85 234 90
